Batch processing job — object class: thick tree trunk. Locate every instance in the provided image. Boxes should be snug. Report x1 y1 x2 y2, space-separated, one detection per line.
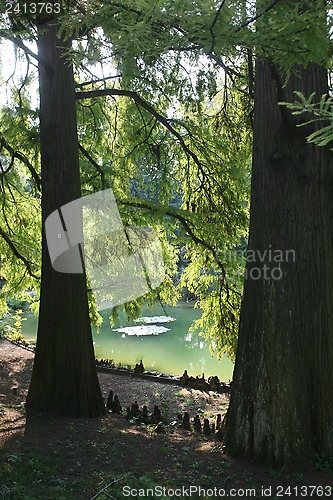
223 58 333 468
26 21 105 417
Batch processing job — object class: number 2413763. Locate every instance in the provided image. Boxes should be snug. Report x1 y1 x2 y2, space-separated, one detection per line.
6 3 61 15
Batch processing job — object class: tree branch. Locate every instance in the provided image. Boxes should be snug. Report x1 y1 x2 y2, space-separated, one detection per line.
236 0 282 31
75 75 122 88
209 0 227 53
78 143 105 189
0 226 39 280
76 88 204 172
118 197 227 282
0 133 41 190
0 31 51 71
209 54 240 78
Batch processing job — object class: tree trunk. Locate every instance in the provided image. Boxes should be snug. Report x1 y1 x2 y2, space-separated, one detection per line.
26 21 105 417
223 58 333 468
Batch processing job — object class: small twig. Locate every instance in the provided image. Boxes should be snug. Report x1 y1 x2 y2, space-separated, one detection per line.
90 477 126 500
17 52 30 108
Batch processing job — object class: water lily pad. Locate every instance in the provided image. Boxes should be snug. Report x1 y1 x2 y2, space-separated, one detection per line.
113 325 170 336
134 316 176 324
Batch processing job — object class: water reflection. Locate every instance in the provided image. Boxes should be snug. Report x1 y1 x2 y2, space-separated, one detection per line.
21 304 234 380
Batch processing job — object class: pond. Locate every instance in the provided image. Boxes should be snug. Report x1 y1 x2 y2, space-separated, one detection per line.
21 303 234 381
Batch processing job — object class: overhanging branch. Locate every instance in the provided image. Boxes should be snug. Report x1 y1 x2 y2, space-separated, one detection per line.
75 75 122 88
236 0 282 31
76 88 203 172
0 226 39 280
209 0 227 54
0 133 41 190
78 143 105 189
0 31 51 71
119 197 227 283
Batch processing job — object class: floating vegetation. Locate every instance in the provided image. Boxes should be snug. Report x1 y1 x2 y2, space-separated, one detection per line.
113 315 175 336
134 316 176 324
113 325 171 336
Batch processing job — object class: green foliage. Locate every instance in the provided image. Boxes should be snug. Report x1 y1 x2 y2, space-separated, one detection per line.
1 0 250 359
75 53 251 355
280 91 333 148
0 103 41 297
87 292 103 332
250 1 331 71
1 308 26 342
1 0 330 359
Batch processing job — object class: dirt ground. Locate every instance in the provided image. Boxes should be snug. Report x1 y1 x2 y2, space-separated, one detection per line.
0 338 228 421
1 339 332 499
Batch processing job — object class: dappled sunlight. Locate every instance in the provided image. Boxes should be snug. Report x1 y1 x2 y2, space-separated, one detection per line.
0 408 26 444
194 440 225 454
0 343 34 402
1 341 332 497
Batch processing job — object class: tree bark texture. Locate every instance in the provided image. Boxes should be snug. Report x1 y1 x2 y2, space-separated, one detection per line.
223 58 333 468
26 21 105 417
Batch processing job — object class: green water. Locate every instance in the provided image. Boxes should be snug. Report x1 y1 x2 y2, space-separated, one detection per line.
21 304 234 381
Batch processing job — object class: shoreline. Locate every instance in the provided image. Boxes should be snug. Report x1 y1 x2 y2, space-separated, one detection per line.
1 336 231 393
